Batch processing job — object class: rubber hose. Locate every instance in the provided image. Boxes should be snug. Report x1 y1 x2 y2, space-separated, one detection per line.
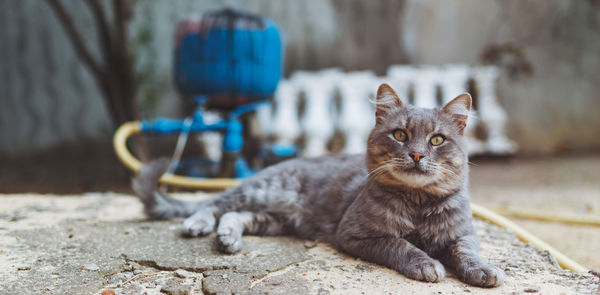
113 121 241 190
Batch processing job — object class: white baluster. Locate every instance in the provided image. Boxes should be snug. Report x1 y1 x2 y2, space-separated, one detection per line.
473 66 517 154
441 64 471 104
441 64 474 131
413 66 440 109
292 69 341 157
438 64 484 154
255 102 272 137
338 71 376 154
199 111 222 162
386 65 415 102
272 80 301 146
201 132 223 162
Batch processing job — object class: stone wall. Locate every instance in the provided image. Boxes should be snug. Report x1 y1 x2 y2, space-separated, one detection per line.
1 0 598 156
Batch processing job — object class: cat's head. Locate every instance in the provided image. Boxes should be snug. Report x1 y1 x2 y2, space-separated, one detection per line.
366 83 471 195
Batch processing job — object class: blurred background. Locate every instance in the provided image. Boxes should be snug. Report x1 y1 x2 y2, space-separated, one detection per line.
0 0 599 268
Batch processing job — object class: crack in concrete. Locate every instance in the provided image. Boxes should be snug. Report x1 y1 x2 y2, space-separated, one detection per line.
123 255 231 274
123 254 312 294
249 256 310 288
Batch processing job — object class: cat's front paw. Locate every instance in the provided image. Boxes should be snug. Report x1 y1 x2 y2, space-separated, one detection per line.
404 258 446 283
461 264 505 287
181 210 216 237
216 227 243 254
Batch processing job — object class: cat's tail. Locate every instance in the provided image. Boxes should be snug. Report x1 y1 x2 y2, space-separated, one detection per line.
132 158 202 220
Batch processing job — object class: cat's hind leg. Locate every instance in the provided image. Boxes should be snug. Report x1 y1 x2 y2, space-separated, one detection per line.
133 159 206 220
216 211 286 254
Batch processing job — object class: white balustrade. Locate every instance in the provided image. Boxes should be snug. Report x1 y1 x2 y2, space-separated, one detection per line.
254 65 516 157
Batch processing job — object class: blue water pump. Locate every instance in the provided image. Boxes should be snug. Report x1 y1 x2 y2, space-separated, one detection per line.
140 9 287 178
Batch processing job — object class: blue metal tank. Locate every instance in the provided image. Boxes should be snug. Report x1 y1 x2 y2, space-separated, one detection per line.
174 9 283 109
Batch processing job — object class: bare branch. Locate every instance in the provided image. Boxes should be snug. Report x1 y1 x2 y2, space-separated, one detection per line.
112 0 129 52
45 0 105 81
85 0 113 65
112 0 138 120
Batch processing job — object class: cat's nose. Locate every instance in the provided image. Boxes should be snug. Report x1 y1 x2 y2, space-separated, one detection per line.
410 152 424 162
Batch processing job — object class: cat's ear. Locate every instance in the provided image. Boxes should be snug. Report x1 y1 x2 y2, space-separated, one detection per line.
375 83 403 123
442 93 472 134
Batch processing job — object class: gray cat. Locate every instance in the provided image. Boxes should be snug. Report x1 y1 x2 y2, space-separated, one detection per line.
133 84 505 287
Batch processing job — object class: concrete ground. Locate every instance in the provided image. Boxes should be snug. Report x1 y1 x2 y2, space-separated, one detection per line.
469 154 600 270
1 155 599 294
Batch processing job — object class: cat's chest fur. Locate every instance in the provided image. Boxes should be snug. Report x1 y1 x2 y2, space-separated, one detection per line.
357 188 470 251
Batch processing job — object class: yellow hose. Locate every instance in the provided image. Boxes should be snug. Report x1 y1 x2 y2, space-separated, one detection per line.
492 207 600 226
113 121 587 272
471 203 588 273
113 121 241 190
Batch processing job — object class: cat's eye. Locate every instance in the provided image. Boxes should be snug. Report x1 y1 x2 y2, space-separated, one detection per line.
393 129 408 142
430 135 445 146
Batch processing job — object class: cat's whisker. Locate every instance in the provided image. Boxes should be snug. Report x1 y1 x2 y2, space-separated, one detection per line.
367 163 397 178
368 158 404 172
434 165 459 178
367 165 388 176
367 159 408 180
